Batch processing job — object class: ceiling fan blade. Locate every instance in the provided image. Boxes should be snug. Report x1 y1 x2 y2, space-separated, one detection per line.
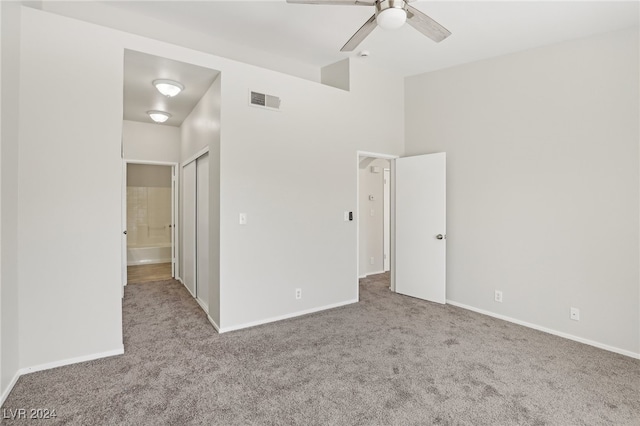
286 0 375 5
340 14 377 52
406 5 451 43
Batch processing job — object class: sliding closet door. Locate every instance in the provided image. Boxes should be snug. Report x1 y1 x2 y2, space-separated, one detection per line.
182 161 197 297
196 154 210 311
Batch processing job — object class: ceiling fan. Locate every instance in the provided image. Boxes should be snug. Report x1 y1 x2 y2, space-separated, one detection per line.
286 0 451 52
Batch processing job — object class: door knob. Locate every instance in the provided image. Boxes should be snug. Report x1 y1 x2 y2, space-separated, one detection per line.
436 234 445 240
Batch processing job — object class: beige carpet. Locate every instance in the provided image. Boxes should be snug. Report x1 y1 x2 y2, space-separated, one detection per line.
3 273 639 425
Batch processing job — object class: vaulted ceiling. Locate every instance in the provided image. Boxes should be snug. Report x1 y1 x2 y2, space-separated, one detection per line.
39 1 639 80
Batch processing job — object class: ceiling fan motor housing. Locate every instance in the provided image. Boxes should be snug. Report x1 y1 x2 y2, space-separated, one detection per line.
375 0 408 30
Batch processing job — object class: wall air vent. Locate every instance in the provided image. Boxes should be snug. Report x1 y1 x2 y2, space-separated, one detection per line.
249 90 281 112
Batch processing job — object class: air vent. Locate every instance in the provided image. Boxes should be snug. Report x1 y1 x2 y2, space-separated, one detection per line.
249 90 281 112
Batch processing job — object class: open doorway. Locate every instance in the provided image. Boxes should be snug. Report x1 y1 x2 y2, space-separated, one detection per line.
357 152 398 298
356 151 447 303
124 162 177 284
358 157 391 278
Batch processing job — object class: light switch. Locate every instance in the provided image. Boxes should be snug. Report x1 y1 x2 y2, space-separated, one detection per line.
239 213 247 225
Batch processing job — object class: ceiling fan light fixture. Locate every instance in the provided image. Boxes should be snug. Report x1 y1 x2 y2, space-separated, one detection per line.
153 79 184 97
147 110 171 123
376 7 407 30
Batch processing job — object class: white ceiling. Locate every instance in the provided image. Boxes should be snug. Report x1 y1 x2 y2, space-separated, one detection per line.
103 0 639 77
123 50 220 126
41 1 639 125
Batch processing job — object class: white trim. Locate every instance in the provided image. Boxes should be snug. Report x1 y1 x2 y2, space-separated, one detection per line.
2 348 125 403
357 151 399 160
178 276 196 298
207 315 221 332
182 147 209 167
195 297 209 314
0 370 21 407
446 300 640 360
19 346 125 376
218 298 359 333
122 159 178 166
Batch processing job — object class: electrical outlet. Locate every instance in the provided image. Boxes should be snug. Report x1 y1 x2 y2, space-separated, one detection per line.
295 288 302 300
570 307 580 321
370 257 375 265
239 213 247 225
494 290 503 303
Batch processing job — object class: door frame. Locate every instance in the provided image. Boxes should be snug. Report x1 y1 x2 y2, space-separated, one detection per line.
383 167 391 273
356 151 399 300
122 159 179 291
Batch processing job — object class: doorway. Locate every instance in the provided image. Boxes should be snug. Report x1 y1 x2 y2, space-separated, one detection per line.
123 162 178 285
357 152 398 298
356 151 447 304
358 156 392 279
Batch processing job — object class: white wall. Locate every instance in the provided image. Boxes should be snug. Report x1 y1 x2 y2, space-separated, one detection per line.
179 75 221 325
219 58 404 330
180 75 220 162
359 158 389 277
14 6 403 369
405 28 639 356
321 59 349 91
18 7 125 369
122 119 180 163
0 0 21 403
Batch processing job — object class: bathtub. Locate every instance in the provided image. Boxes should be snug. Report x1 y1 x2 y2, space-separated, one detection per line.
127 243 172 266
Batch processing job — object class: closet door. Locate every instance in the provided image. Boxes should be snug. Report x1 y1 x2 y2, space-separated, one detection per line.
182 161 197 297
196 154 210 311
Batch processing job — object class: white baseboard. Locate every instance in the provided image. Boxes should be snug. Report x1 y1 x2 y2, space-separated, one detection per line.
0 370 21 407
19 346 125 376
207 315 220 332
176 277 196 298
1 346 125 406
446 300 640 359
195 297 209 314
219 298 359 333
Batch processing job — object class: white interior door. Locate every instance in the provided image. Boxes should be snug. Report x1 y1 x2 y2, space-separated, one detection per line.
395 152 446 303
182 161 197 297
196 154 210 312
121 161 128 294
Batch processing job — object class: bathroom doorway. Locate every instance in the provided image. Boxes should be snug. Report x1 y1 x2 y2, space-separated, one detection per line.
123 162 177 284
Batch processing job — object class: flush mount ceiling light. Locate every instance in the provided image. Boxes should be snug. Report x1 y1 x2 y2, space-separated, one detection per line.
147 110 171 123
153 79 184 97
376 1 407 30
